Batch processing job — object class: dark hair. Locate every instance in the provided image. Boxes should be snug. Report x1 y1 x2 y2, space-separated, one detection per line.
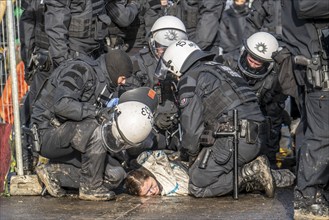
124 167 157 196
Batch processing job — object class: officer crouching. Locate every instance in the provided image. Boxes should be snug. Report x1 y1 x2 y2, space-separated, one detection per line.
30 49 154 201
157 40 275 198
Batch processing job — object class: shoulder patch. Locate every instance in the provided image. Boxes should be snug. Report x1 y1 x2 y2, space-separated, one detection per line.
179 97 190 108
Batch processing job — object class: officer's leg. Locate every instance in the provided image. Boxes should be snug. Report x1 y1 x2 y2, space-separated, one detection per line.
20 92 34 174
78 125 116 201
294 90 329 216
189 146 234 197
21 70 51 173
103 154 126 190
189 137 259 197
36 122 81 197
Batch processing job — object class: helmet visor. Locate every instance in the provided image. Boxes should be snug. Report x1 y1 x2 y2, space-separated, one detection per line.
101 114 140 153
238 50 271 79
155 56 169 80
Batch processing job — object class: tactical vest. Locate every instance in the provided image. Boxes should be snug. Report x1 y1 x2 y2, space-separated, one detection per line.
178 0 198 34
68 0 111 41
180 62 258 123
131 48 157 87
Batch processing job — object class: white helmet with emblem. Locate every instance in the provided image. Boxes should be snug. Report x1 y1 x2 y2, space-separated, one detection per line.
149 16 188 59
238 32 279 79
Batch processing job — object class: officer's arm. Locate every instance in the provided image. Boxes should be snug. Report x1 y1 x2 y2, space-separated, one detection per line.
294 0 329 19
20 0 36 67
218 14 235 53
53 64 97 121
179 93 204 157
44 0 71 67
194 0 226 50
106 0 140 27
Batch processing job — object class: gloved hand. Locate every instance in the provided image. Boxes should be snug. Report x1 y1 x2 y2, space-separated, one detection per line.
179 148 199 167
155 113 174 130
95 107 112 124
107 98 119 108
188 153 199 167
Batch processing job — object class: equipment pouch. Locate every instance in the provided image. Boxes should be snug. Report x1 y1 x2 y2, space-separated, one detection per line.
245 121 259 144
199 130 216 147
95 14 111 40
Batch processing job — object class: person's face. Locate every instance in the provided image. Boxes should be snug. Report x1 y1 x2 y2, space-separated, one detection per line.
234 0 246 5
117 76 126 85
155 47 166 59
246 53 264 69
139 176 160 196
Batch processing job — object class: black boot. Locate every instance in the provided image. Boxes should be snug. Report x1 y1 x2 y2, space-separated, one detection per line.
240 155 276 198
35 164 66 197
294 190 329 219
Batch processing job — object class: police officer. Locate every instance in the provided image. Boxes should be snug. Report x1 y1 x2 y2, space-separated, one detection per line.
245 0 329 217
105 0 140 51
19 0 54 173
44 0 111 68
118 0 165 56
218 0 250 54
175 0 226 53
31 49 135 200
130 15 188 151
233 32 287 169
158 40 275 198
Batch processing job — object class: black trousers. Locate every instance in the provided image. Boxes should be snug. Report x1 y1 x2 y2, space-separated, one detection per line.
188 135 262 198
295 90 329 203
40 119 108 189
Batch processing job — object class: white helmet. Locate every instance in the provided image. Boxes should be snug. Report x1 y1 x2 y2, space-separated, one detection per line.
101 101 154 152
238 32 279 79
149 16 188 59
160 40 213 77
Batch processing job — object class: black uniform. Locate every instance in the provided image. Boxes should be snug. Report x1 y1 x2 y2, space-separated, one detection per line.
20 0 53 100
105 0 140 50
239 69 287 168
177 61 266 197
174 0 226 52
218 2 249 53
246 0 329 213
44 0 111 67
118 0 164 55
129 47 181 152
31 54 123 190
19 0 54 172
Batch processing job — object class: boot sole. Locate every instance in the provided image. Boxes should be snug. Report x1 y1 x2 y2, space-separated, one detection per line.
79 193 116 201
294 209 329 220
258 156 276 198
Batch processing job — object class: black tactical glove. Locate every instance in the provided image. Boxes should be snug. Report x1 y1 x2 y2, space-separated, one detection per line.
95 107 112 124
179 147 199 165
155 113 174 130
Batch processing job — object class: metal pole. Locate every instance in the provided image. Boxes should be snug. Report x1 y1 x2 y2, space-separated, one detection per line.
213 109 239 199
232 109 239 199
6 0 23 176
